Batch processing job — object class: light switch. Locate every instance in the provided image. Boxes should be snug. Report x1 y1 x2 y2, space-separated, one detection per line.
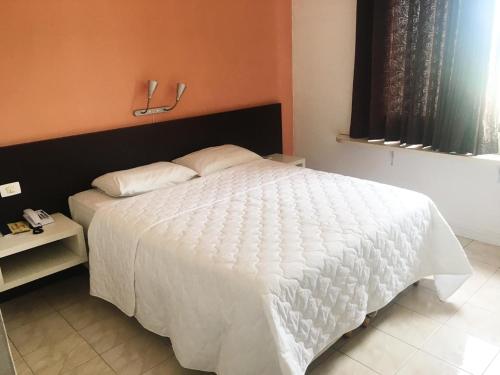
0 182 21 198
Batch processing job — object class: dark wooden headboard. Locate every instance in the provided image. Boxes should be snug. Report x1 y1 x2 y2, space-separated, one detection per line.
0 103 282 224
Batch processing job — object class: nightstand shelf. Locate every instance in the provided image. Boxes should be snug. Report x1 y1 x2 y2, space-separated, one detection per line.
0 213 87 292
266 153 306 167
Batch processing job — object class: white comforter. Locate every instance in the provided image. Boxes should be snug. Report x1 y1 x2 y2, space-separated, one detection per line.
89 160 472 375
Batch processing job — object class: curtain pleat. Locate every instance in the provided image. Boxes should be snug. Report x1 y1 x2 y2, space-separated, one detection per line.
350 0 374 139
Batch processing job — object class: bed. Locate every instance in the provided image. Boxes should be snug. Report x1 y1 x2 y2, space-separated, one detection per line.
0 103 471 375
87 158 472 375
68 189 122 234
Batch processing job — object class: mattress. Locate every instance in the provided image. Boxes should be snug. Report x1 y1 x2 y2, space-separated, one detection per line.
88 159 472 375
68 189 122 233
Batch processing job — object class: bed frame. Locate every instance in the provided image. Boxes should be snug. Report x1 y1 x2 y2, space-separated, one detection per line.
0 103 282 224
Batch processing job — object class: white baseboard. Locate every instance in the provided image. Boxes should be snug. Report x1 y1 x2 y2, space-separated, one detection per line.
450 223 500 247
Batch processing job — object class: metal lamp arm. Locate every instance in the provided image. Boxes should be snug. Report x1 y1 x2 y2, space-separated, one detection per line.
134 82 186 117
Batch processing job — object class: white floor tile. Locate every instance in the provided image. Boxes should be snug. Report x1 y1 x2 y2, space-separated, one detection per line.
462 258 497 288
456 236 473 248
422 325 499 375
397 351 470 375
447 303 500 347
465 241 500 268
443 258 498 306
467 270 500 314
340 327 415 375
418 276 437 292
396 286 460 323
372 304 441 348
419 259 496 309
484 353 500 375
308 351 377 375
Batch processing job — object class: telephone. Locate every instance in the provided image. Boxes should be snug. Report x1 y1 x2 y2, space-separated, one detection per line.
23 209 54 227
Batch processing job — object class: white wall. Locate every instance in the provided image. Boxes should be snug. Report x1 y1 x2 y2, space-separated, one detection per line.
292 0 500 246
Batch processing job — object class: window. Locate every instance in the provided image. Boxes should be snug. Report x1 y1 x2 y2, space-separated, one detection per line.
350 0 500 156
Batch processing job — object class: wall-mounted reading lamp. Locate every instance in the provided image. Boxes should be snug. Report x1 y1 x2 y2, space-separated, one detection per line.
133 80 187 117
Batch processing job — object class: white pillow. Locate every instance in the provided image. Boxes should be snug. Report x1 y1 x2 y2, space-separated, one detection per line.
92 162 197 197
173 144 262 176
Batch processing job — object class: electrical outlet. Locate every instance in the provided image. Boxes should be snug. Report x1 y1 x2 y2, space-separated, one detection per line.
0 181 21 198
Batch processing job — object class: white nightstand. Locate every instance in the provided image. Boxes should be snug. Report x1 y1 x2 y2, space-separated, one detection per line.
266 153 306 167
0 213 87 292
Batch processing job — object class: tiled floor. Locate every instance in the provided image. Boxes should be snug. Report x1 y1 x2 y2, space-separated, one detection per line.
2 236 500 375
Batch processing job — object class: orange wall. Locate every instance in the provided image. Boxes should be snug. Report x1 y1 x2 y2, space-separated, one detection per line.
0 0 293 153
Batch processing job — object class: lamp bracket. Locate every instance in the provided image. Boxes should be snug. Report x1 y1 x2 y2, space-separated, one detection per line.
133 81 186 117
133 103 178 117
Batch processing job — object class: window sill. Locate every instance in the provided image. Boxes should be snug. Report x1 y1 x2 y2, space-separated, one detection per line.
336 134 500 164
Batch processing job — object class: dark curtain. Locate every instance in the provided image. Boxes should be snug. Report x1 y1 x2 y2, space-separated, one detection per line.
350 0 499 155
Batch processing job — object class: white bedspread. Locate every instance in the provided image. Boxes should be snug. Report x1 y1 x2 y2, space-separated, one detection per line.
89 160 472 375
